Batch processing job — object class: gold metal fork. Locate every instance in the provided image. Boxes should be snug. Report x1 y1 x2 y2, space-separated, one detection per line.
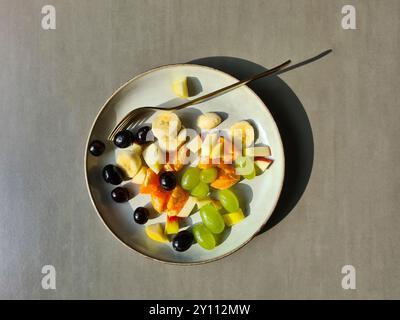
107 59 291 141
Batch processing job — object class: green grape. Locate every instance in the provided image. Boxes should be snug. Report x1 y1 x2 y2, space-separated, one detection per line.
200 167 218 183
193 224 216 250
235 156 254 177
218 189 239 212
244 167 256 180
190 182 209 199
200 204 225 234
181 167 200 190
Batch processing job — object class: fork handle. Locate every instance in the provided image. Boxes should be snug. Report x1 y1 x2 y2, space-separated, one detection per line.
171 59 291 110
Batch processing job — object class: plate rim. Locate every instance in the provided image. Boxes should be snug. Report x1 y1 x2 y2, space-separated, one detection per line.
84 63 285 266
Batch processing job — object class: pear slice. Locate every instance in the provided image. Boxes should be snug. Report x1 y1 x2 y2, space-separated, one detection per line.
145 223 169 243
223 209 245 227
244 146 271 158
176 196 197 218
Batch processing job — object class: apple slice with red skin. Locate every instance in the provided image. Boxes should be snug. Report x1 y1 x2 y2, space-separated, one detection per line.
254 157 273 172
165 216 180 235
244 146 271 158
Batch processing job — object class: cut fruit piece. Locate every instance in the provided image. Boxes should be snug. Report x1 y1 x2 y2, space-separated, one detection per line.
177 128 188 148
201 132 219 158
210 175 240 190
145 223 169 243
186 134 202 153
151 187 171 213
166 185 189 215
163 163 175 172
172 78 189 98
165 216 180 235
234 156 254 177
229 121 255 147
244 167 256 180
173 145 190 171
116 151 142 178
210 136 241 163
198 157 214 169
254 157 274 172
196 198 222 210
151 111 181 140
158 127 188 153
221 138 242 164
210 137 224 160
142 142 163 174
196 112 222 130
127 143 142 155
217 163 236 174
158 136 177 152
211 200 223 210
223 209 245 226
140 168 159 194
244 146 271 158
176 196 197 218
210 163 240 190
132 165 148 184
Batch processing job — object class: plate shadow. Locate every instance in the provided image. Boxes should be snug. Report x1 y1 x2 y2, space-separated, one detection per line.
188 56 314 234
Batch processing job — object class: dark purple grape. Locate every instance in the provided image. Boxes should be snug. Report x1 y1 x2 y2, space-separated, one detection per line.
89 140 105 156
135 126 151 145
102 165 123 185
111 187 129 203
133 207 149 224
159 172 176 191
172 230 194 252
113 130 134 148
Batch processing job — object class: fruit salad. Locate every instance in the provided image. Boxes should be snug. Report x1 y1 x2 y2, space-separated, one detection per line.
89 77 274 253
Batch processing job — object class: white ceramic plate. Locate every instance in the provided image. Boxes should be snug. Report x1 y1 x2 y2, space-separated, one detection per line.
85 64 284 265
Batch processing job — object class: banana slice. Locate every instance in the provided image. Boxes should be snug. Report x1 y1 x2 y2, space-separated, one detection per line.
151 111 181 140
127 142 142 155
197 112 222 130
142 142 163 174
229 121 255 147
132 165 148 184
116 151 142 178
158 127 188 152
